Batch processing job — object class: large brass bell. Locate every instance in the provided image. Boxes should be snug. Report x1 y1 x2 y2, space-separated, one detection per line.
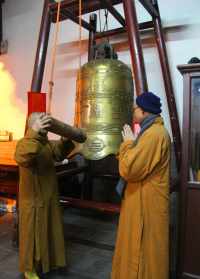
75 58 133 160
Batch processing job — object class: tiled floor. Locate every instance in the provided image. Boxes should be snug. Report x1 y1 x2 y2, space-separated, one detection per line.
0 209 118 279
0 196 178 279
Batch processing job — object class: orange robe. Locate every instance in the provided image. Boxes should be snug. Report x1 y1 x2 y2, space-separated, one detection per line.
112 117 170 279
15 128 74 273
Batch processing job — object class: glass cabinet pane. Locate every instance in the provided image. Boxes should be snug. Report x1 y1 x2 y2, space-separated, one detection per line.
190 77 200 182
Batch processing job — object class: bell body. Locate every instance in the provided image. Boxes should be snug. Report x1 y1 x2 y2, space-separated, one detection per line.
76 59 133 160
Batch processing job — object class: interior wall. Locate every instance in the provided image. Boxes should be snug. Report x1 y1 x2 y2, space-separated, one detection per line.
0 0 200 139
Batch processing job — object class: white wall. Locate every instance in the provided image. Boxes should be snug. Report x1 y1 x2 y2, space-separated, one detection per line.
0 0 200 139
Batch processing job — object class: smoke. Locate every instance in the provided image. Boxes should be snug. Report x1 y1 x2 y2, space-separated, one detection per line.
0 62 26 139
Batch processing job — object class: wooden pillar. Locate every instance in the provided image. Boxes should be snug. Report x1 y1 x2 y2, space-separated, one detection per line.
31 0 52 92
88 13 97 61
122 0 148 96
152 0 181 169
0 0 3 46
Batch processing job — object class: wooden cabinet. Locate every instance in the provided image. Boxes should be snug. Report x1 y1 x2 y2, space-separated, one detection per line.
178 63 200 278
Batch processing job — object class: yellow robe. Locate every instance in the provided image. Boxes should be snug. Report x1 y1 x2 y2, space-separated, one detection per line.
15 128 74 273
112 117 170 279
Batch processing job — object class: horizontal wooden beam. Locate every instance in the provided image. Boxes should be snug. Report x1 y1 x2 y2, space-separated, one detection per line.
138 0 159 17
95 20 154 39
59 9 95 31
50 0 122 22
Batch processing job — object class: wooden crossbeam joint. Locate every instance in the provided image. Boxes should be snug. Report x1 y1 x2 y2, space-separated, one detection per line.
50 0 122 21
101 0 126 27
95 20 154 39
60 9 95 31
138 0 159 18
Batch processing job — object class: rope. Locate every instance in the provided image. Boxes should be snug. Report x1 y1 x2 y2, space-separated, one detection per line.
78 0 82 70
74 0 82 126
47 0 61 114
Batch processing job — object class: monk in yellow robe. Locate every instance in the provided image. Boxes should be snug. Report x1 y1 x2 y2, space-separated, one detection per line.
15 113 75 279
112 92 171 279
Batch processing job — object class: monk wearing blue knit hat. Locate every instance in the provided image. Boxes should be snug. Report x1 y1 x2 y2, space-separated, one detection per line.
136 91 162 114
112 91 170 279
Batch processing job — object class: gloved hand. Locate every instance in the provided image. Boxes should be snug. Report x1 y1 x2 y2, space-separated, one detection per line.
121 124 137 142
32 113 52 134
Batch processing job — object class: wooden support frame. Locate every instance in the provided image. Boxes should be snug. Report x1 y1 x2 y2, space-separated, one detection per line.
151 0 181 169
123 0 148 94
101 0 126 27
31 0 51 92
0 0 7 55
138 0 158 17
30 0 181 189
59 8 94 31
50 0 122 22
0 0 3 45
95 20 154 39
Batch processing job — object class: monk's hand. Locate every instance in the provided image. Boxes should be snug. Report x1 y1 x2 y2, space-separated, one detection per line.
66 141 84 158
121 124 136 142
32 113 52 133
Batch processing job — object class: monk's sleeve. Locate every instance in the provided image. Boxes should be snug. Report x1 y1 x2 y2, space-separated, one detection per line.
49 138 75 162
14 129 43 168
119 133 162 182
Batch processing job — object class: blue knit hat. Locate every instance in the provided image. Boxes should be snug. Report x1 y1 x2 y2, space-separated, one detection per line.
136 92 162 114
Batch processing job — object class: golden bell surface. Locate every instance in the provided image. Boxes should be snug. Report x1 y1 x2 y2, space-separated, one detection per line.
75 59 133 160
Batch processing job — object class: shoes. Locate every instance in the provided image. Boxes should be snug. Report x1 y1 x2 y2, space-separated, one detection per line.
24 271 40 279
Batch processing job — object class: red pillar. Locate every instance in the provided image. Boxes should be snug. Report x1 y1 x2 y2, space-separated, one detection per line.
123 0 148 96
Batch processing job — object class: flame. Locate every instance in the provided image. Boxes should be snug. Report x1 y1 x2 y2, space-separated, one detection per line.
0 197 16 213
0 62 26 139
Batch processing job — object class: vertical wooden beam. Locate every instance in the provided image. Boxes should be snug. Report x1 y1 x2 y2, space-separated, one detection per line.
138 0 158 17
0 0 7 54
152 0 181 169
0 0 3 45
88 13 97 61
122 0 148 95
31 0 52 92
